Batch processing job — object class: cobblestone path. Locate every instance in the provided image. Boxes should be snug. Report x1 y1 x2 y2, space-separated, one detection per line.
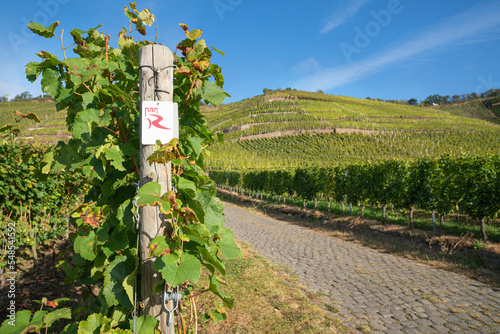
223 202 500 333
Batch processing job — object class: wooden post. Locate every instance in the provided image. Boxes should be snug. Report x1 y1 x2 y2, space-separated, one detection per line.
139 44 174 334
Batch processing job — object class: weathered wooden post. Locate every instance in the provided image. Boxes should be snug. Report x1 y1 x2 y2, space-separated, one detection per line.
139 44 175 333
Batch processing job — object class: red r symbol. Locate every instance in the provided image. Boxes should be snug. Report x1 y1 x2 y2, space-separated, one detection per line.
147 114 170 130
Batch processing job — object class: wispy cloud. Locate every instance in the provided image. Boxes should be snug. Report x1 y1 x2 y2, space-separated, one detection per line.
296 1 500 91
320 0 371 34
290 58 321 75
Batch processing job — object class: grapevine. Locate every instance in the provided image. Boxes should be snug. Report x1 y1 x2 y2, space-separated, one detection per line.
1 3 239 333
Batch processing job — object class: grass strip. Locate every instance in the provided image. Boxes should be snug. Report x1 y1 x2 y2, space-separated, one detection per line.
196 243 349 334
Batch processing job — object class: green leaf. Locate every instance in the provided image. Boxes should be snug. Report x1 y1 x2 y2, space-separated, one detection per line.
0 309 46 333
149 236 178 258
174 175 197 199
123 272 136 308
103 255 135 309
41 67 60 98
181 224 210 245
189 29 203 40
198 245 225 275
90 254 109 280
187 136 203 156
209 275 234 309
77 313 112 334
64 58 86 85
155 253 201 287
74 231 97 261
211 45 225 56
137 182 171 214
202 81 227 106
43 308 72 328
199 191 224 233
28 21 60 38
139 9 155 26
102 224 129 256
25 62 41 83
81 92 95 108
217 228 241 259
129 316 158 333
105 145 126 171
138 182 161 197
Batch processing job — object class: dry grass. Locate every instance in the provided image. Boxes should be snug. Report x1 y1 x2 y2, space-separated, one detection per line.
195 243 349 334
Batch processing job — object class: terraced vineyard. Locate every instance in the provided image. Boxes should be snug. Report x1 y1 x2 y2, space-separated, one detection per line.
203 91 500 169
483 96 500 117
439 98 500 124
208 131 500 169
2 90 499 164
0 100 71 144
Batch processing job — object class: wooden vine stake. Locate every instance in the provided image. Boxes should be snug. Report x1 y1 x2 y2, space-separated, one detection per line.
139 44 174 334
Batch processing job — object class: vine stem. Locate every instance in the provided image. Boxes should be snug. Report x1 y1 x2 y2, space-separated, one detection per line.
111 112 140 176
192 297 198 334
188 289 209 300
179 79 197 118
53 29 74 60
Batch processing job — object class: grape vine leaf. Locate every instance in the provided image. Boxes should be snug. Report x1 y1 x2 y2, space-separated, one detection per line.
77 313 112 334
27 21 60 38
74 231 97 261
41 67 60 98
154 253 201 287
0 309 45 333
103 255 135 309
43 308 72 329
217 228 241 259
202 81 227 105
128 316 159 333
209 275 234 309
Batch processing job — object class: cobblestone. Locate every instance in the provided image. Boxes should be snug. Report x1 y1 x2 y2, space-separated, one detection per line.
223 203 500 333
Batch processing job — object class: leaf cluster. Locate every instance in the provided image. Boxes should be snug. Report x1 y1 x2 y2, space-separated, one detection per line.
2 3 240 333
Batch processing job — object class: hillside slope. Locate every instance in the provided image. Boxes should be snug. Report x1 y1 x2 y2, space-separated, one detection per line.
202 91 500 169
0 100 70 144
438 99 500 124
202 91 499 140
1 91 499 169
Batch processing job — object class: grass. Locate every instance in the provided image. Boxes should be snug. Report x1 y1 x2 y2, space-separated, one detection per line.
195 243 349 334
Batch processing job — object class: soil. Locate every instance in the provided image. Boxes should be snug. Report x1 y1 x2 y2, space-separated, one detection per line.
0 239 81 328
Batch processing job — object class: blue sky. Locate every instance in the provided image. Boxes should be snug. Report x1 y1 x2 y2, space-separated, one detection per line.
1 0 500 103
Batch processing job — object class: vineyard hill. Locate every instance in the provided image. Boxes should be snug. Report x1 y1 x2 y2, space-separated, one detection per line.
201 90 500 169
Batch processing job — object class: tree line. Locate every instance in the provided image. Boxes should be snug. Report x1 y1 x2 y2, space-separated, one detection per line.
0 91 50 102
259 87 500 108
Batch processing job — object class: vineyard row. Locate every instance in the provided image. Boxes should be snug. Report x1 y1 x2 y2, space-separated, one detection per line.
210 154 499 241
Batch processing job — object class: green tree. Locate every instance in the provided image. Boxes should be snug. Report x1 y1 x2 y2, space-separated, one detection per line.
407 98 418 106
12 91 33 101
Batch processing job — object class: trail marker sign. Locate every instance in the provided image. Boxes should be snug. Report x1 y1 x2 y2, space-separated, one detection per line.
141 101 179 145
